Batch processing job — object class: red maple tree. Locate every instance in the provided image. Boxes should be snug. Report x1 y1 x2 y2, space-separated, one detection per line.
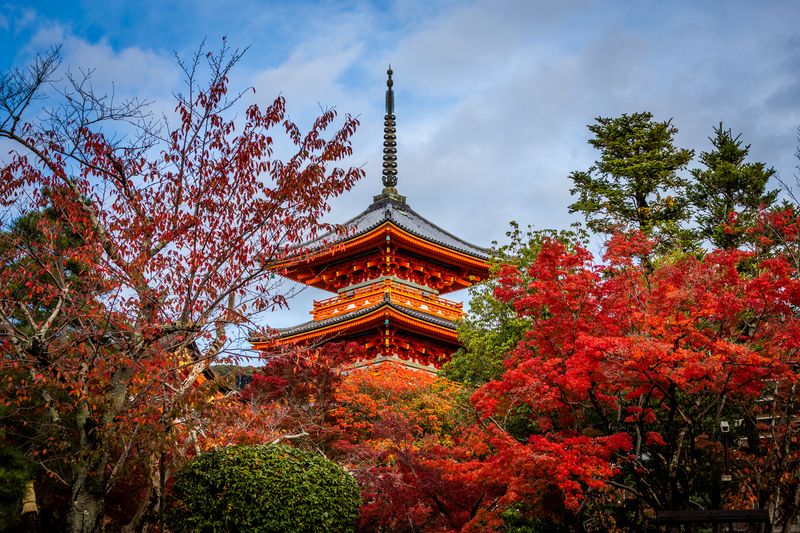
465 230 800 529
329 363 487 531
0 42 363 532
203 341 364 450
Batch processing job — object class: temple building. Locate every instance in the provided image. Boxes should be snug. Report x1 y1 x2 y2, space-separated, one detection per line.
252 69 490 371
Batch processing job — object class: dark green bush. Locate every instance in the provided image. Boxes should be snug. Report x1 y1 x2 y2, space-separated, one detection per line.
168 444 360 532
0 440 32 532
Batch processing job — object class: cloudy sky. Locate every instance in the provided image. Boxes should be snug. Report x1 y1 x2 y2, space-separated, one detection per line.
2 0 799 333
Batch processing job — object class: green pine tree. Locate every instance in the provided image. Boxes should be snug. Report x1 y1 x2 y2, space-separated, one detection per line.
688 123 778 249
568 112 694 252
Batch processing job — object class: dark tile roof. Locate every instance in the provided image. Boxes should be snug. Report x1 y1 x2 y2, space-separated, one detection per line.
274 296 458 339
301 192 489 260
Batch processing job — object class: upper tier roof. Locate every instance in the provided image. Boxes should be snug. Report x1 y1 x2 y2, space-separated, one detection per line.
269 69 491 295
299 189 490 261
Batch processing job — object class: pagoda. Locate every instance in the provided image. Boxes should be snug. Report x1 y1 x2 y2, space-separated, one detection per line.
253 69 490 371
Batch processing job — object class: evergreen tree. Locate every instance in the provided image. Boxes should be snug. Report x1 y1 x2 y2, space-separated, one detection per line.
442 223 585 387
688 123 777 249
568 112 694 252
0 412 34 533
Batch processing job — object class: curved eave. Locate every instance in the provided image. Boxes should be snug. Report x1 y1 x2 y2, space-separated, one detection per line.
272 221 490 283
386 203 490 260
274 197 490 263
251 301 459 348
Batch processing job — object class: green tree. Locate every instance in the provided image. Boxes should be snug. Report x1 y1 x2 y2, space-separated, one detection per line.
168 444 361 532
442 223 585 387
0 206 92 530
0 411 34 533
568 112 694 252
688 123 777 249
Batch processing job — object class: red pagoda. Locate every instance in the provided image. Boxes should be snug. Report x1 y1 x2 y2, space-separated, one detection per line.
253 69 490 371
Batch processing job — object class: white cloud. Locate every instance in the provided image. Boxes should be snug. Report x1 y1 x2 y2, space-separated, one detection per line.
14 7 36 33
248 45 364 116
26 23 178 101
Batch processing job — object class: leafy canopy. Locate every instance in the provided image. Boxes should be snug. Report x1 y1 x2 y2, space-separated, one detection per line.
465 230 800 528
443 222 586 386
0 41 362 532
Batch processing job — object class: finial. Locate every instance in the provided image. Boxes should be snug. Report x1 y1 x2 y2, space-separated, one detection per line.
381 66 398 189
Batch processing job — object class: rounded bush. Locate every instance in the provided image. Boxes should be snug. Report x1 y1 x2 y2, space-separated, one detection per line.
168 444 360 532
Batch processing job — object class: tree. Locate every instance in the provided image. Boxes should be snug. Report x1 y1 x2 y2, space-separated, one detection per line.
688 123 778 249
568 112 694 253
0 41 363 532
465 232 800 530
728 206 800 531
443 222 586 387
330 363 483 531
0 205 95 530
168 444 361 532
199 342 364 451
0 410 35 533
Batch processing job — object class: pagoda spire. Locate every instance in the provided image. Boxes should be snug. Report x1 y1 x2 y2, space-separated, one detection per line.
381 67 398 189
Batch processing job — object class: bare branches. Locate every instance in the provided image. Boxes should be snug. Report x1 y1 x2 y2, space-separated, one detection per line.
174 37 250 120
0 45 61 134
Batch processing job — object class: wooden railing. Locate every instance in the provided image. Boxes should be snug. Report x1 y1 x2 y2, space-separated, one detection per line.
312 278 463 321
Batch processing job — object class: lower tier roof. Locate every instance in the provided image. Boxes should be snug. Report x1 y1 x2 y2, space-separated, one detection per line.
265 294 457 342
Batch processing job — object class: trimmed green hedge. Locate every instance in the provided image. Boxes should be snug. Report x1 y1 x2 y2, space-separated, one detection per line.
168 444 360 532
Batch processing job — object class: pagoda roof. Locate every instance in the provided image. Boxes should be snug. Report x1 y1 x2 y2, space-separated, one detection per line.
267 294 457 340
298 190 490 262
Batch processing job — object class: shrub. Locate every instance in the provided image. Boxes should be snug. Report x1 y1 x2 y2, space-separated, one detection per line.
168 444 360 532
0 441 32 532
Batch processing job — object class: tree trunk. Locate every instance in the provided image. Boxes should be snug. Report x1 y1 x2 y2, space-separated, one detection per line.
67 484 104 533
122 452 163 533
21 480 39 532
122 485 157 533
68 397 107 533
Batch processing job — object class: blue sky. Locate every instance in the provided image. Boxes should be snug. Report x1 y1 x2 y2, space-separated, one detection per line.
3 0 800 333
